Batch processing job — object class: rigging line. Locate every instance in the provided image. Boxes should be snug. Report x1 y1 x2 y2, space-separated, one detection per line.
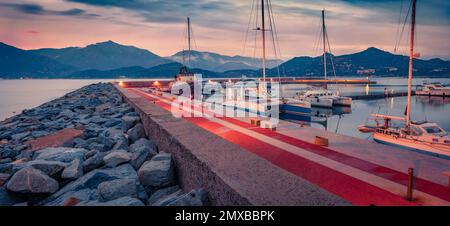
325 25 338 87
394 0 404 52
395 0 412 53
243 0 256 56
313 12 323 56
267 0 282 79
253 0 259 62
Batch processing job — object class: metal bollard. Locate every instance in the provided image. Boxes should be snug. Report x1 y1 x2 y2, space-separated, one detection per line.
406 168 414 201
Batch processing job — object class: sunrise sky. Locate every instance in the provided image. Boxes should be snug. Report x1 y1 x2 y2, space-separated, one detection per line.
0 0 449 60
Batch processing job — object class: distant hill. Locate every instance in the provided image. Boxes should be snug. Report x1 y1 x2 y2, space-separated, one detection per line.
30 41 171 71
70 62 222 78
168 50 282 72
268 47 450 77
1 41 449 78
0 42 76 78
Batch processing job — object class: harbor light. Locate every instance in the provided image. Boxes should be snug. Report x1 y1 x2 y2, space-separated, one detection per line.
118 81 124 87
153 81 160 86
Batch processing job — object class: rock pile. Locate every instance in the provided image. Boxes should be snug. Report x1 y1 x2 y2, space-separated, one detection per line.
0 83 208 206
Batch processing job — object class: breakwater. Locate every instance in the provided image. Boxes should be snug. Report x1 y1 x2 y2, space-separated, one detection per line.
0 83 207 206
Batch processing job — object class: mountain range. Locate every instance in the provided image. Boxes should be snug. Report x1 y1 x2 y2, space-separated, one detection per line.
0 41 449 78
168 50 282 72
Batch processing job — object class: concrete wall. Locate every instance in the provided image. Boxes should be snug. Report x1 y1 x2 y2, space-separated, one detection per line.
116 85 348 206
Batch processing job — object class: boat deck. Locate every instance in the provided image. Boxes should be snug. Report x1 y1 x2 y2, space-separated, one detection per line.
122 85 450 206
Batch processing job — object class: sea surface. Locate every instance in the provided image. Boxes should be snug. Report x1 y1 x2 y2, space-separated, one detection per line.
0 77 449 140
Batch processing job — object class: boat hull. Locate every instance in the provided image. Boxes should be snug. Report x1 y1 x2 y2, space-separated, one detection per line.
416 90 450 97
332 97 352 106
373 132 450 159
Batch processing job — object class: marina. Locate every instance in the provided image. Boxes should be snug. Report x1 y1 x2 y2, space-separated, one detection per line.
115 81 450 206
0 0 449 210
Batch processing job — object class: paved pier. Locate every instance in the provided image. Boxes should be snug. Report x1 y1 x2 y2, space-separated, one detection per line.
116 83 450 206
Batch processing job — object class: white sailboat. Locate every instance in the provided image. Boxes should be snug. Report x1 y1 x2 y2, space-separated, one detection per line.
294 10 352 108
370 0 450 158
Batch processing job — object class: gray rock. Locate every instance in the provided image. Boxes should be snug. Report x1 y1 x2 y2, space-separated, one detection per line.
6 167 59 194
129 138 157 154
104 119 121 128
40 164 137 205
90 116 109 124
31 130 50 138
147 185 181 206
0 187 26 206
62 159 83 180
129 139 157 169
88 142 107 152
103 151 131 167
166 189 208 206
121 116 140 131
0 163 12 174
82 196 144 206
127 123 146 144
43 188 99 206
12 160 67 177
0 131 13 140
82 152 106 172
138 153 175 188
112 134 129 151
11 131 31 141
150 189 184 206
97 178 139 201
33 147 87 163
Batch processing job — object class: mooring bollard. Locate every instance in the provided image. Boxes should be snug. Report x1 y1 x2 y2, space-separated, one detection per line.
406 168 414 201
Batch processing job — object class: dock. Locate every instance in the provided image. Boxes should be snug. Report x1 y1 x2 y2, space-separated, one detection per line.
348 91 414 100
118 78 375 89
116 81 450 206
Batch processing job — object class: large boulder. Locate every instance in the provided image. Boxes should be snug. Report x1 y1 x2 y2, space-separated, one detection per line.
33 147 87 163
121 116 140 132
129 138 157 169
6 167 59 194
147 186 181 206
62 159 83 180
40 164 138 205
11 160 67 178
103 151 131 168
82 152 106 172
138 153 175 188
97 178 139 201
127 123 146 144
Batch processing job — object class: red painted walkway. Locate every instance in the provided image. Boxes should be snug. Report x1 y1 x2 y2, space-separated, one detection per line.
129 88 450 206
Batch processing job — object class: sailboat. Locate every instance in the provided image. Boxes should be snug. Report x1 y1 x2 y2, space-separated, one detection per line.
170 17 197 95
369 0 450 158
294 10 352 108
229 0 311 118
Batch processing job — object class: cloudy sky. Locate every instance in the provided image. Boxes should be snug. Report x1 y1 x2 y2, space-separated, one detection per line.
0 0 449 60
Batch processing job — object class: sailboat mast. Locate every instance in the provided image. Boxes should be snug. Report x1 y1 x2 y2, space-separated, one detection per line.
187 17 191 68
322 10 327 85
406 0 416 130
261 0 267 82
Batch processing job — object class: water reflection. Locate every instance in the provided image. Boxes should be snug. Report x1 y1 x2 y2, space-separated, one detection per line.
279 77 450 139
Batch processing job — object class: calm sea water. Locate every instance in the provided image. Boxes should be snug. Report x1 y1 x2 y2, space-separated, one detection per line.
0 77 449 140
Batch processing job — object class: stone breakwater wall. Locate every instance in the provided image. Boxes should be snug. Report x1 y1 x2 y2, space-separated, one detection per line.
0 83 207 206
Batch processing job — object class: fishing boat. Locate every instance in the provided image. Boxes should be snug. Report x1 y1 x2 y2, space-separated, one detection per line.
293 10 352 108
367 0 450 158
416 82 450 97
